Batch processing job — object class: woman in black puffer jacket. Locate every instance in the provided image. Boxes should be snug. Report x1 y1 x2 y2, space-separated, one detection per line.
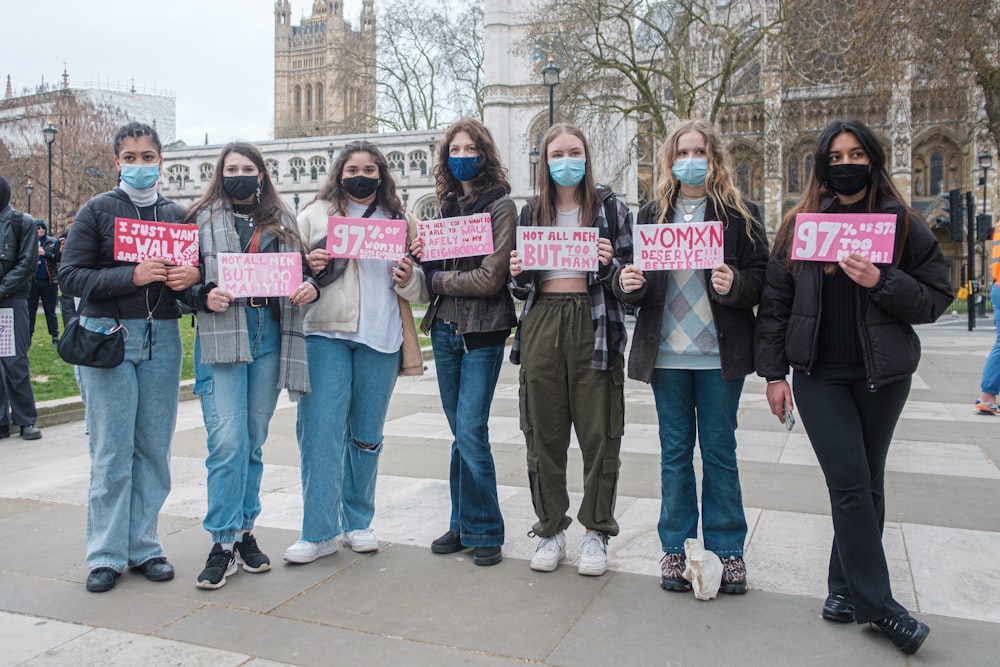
755 119 952 656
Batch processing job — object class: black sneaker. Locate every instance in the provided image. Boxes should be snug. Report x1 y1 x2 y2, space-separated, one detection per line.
872 612 930 655
131 556 175 582
472 546 503 566
19 424 41 440
431 529 467 554
822 592 855 622
86 567 120 593
0 425 9 439
234 533 271 573
196 543 237 590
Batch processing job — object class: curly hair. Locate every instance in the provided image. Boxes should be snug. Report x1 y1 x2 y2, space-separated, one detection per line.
312 140 404 218
433 118 510 216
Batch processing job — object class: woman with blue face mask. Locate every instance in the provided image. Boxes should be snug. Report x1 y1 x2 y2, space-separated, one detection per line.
409 118 517 567
509 123 633 576
614 119 769 595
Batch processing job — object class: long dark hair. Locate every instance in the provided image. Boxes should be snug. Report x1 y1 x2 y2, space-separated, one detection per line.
183 142 299 246
313 140 404 218
533 123 598 227
773 119 913 267
433 118 510 215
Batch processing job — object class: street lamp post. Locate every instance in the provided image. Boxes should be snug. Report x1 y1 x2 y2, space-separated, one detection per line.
541 55 560 128
327 142 335 174
529 145 539 189
293 193 300 215
401 187 409 209
979 150 993 314
42 122 58 227
25 181 33 215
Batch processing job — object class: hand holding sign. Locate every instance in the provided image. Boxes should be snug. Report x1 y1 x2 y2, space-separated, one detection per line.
516 227 599 271
114 218 199 266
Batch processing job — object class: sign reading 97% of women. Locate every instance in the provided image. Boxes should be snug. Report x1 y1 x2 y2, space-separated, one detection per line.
792 213 897 263
416 213 494 261
326 216 407 261
516 227 599 271
114 218 199 266
634 221 724 271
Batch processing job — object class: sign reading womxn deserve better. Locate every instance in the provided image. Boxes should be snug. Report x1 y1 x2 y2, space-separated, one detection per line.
326 216 407 261
114 218 199 266
516 227 599 272
635 221 724 271
791 213 896 263
417 213 494 261
217 252 302 298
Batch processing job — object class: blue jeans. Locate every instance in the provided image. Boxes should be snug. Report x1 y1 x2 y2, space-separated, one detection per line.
981 282 1000 395
650 368 747 557
80 316 181 571
195 307 282 544
431 321 505 547
296 336 400 542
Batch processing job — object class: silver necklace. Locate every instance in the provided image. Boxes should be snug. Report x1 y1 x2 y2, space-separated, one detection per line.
678 196 706 222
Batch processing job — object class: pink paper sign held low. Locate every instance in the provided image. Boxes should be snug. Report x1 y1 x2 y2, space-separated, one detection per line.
327 216 407 261
217 252 302 298
792 213 897 263
114 217 199 266
516 227 599 271
635 221 724 271
417 213 494 261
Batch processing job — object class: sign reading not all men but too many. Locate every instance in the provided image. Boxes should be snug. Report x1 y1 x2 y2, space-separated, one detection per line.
217 252 303 298
791 213 897 263
114 218 199 266
417 213 494 261
516 227 599 271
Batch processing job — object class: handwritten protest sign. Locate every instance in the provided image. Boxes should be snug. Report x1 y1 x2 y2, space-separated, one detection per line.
0 308 12 358
417 213 494 261
114 218 199 266
326 216 407 261
634 221 724 271
791 213 896 263
516 227 599 271
217 252 302 298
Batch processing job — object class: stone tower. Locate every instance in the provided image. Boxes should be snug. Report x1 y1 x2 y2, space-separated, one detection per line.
274 0 376 139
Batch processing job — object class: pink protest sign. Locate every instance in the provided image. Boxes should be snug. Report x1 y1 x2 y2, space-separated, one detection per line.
114 218 199 266
791 213 897 263
634 221 724 271
516 227 599 271
417 213 494 261
326 216 407 261
217 252 302 298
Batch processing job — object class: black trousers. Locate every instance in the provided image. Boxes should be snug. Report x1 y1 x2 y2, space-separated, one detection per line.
793 364 909 623
29 279 59 339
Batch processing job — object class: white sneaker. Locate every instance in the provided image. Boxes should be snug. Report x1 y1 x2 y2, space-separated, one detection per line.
283 538 338 564
577 531 607 576
342 529 379 553
530 531 566 572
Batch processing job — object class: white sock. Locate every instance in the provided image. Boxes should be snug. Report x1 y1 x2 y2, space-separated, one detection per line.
221 542 234 553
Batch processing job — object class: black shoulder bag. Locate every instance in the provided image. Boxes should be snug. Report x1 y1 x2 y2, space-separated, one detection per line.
57 280 126 368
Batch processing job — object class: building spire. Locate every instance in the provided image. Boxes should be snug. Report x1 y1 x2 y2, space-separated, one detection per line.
62 62 69 89
4 75 12 100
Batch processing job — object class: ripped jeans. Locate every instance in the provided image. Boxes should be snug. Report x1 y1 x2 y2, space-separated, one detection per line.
295 336 401 542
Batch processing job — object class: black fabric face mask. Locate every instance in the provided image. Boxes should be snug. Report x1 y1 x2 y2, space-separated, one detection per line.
223 175 260 201
342 176 379 200
825 164 871 197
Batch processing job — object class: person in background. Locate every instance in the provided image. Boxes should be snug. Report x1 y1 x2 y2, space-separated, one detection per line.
58 210 78 330
616 119 768 594
973 220 1000 415
0 176 42 441
284 140 426 565
756 118 952 655
183 142 317 589
509 123 632 576
410 118 517 567
29 219 61 344
59 122 200 593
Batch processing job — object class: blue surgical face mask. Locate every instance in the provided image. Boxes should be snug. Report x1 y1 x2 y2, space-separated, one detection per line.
120 164 160 190
671 157 709 187
548 157 586 187
448 156 481 182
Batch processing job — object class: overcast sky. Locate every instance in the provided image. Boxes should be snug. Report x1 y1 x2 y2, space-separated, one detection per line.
1 1 363 146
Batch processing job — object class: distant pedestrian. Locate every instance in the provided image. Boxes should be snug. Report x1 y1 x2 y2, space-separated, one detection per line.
410 118 518 567
59 121 200 593
973 221 1000 415
509 123 633 576
755 119 952 655
0 175 43 441
615 119 767 593
183 142 317 589
29 219 61 344
58 210 78 330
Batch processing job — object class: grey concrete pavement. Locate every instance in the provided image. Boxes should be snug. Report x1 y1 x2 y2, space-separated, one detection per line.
1 318 999 665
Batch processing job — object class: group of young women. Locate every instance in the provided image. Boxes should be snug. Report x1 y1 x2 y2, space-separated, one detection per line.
61 113 950 656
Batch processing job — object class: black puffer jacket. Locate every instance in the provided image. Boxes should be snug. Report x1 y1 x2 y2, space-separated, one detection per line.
615 197 769 382
59 187 190 320
755 196 953 389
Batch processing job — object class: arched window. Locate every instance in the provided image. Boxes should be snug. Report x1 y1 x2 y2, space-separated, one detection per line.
930 151 944 196
787 156 800 194
310 156 327 180
289 157 307 184
265 159 280 183
294 86 302 118
199 163 214 182
408 150 428 176
804 155 814 183
387 151 405 175
306 84 313 121
317 83 324 121
415 196 440 220
167 165 191 190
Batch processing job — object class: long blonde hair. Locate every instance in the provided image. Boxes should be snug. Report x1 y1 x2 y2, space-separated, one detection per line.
533 123 598 227
654 119 756 238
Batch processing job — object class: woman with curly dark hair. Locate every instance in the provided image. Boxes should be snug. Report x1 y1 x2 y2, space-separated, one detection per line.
410 118 517 566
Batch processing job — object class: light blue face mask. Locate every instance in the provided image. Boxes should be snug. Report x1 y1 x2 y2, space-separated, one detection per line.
120 164 160 190
671 157 709 187
548 157 586 187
